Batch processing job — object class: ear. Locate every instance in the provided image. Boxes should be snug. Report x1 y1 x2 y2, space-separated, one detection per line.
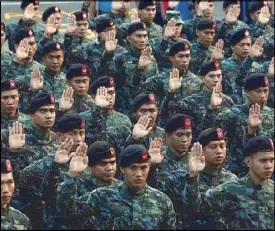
245 90 250 96
120 166 125 174
244 157 252 168
126 36 131 43
200 75 205 81
168 56 174 63
195 29 200 37
57 132 62 141
166 133 171 143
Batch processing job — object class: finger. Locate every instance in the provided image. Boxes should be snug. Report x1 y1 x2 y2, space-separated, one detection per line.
272 57 274 64
69 87 74 98
212 85 216 94
251 104 255 114
19 123 23 135
15 122 19 135
144 116 150 128
22 134 26 142
9 126 13 136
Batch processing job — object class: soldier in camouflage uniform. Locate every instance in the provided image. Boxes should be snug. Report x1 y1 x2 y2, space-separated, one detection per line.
160 60 234 139
5 0 44 53
157 128 238 230
1 22 14 62
183 136 274 230
57 144 176 230
1 80 31 130
143 42 202 117
202 73 274 177
1 159 31 230
98 22 159 120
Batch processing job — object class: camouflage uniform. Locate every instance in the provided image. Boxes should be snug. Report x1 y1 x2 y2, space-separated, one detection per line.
160 90 235 139
183 174 274 230
57 179 176 230
97 48 159 120
1 206 31 230
1 110 32 130
158 168 238 230
202 103 274 177
1 47 14 61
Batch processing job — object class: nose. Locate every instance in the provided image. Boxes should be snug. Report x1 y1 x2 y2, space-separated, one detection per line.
45 111 53 119
216 146 222 154
7 98 14 104
135 169 142 178
106 163 114 171
74 134 82 142
265 161 273 169
2 184 9 193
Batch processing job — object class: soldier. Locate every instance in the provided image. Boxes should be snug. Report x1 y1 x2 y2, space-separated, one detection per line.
5 0 44 53
1 80 31 130
1 159 31 230
143 42 202 119
98 22 159 119
158 128 238 230
57 143 176 230
1 22 14 61
202 73 274 177
183 136 274 230
160 60 234 139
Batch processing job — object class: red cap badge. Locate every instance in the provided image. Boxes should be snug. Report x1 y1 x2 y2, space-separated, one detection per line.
244 30 249 37
212 22 217 29
80 120 85 129
109 77 114 87
9 80 16 89
50 93 55 104
152 1 156 5
6 160 13 172
81 66 87 76
34 0 39 5
148 94 155 103
184 118 191 127
269 138 274 149
82 12 87 19
56 43 61 50
55 6 59 12
110 147 115 156
263 1 268 7
141 150 148 161
217 128 223 139
28 30 33 36
214 61 220 69
265 76 269 87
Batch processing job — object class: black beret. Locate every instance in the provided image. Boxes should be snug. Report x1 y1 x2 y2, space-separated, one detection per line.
14 28 35 44
230 27 251 46
89 76 115 95
244 73 269 90
127 22 147 36
73 11 88 21
197 19 217 30
1 159 13 174
165 114 192 133
96 15 115 33
1 80 18 92
1 22 5 31
132 93 156 112
223 0 239 9
41 41 63 56
198 60 221 76
138 0 156 10
198 128 225 147
88 141 116 165
66 64 90 79
42 6 61 22
249 1 265 14
56 114 85 133
169 42 190 56
29 93 55 114
21 0 39 9
119 144 150 167
244 136 274 157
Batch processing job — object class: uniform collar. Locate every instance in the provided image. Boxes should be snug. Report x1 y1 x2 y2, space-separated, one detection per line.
244 174 270 190
81 174 115 188
203 166 222 177
1 205 10 216
1 109 19 120
201 88 213 97
122 182 147 196
196 39 210 50
166 147 190 162
31 125 51 141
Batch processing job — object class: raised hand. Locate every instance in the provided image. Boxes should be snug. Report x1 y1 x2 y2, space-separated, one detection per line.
248 104 262 129
44 15 57 38
9 122 25 151
105 30 118 54
168 1 180 9
149 138 165 164
112 1 123 11
95 86 110 108
138 46 153 70
210 83 223 109
188 142 205 177
164 18 176 39
15 38 29 62
169 68 182 93
54 138 74 164
211 39 225 61
130 12 141 23
23 4 35 21
258 5 270 24
59 87 74 111
30 67 43 90
68 143 88 177
198 0 209 14
225 5 239 24
132 116 153 139
268 57 274 77
249 36 264 59
66 14 77 36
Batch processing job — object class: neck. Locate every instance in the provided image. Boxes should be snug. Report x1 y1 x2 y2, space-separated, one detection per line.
169 146 188 159
249 170 268 185
234 54 245 64
32 123 51 134
131 45 143 55
1 204 8 209
203 86 212 92
25 57 34 63
45 68 60 76
3 109 17 118
205 162 222 170
103 108 114 115
199 40 210 48
179 69 188 76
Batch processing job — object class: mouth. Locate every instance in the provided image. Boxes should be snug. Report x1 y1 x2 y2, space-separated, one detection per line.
134 180 143 183
265 171 273 175
105 173 115 177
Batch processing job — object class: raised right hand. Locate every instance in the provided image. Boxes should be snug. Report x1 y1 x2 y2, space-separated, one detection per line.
23 4 35 21
211 39 224 61
248 104 262 128
95 86 110 108
68 143 88 177
168 1 180 9
44 15 57 37
66 14 77 36
258 5 270 24
188 142 205 177
210 83 223 109
59 87 74 111
9 122 25 150
30 67 44 90
15 38 30 62
164 18 176 39
132 115 153 139
54 138 74 164
225 5 239 24
169 68 182 92
268 57 274 77
105 30 118 54
149 138 165 164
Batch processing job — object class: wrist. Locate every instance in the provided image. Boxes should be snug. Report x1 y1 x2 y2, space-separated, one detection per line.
44 32 52 39
68 171 80 178
168 88 176 93
247 125 257 134
209 104 218 110
189 171 199 178
14 57 24 64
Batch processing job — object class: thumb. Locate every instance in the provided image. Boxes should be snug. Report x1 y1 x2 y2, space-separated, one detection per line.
69 152 75 160
147 127 153 133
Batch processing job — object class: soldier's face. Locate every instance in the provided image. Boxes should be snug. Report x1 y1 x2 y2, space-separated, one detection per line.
1 31 6 48
91 157 117 182
134 104 158 127
128 30 148 51
1 173 15 209
223 3 241 16
196 29 215 47
173 24 183 40
42 50 64 73
119 0 131 14
120 163 151 191
203 2 215 18
17 36 37 62
68 76 90 96
231 38 251 59
166 128 192 156
50 12 62 31
250 10 261 23
22 5 40 21
201 70 222 91
59 129 85 152
75 20 89 37
99 26 116 42
245 87 269 107
169 50 191 71
245 151 274 180
203 140 227 167
1 90 19 115
31 105 56 129
139 6 156 22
